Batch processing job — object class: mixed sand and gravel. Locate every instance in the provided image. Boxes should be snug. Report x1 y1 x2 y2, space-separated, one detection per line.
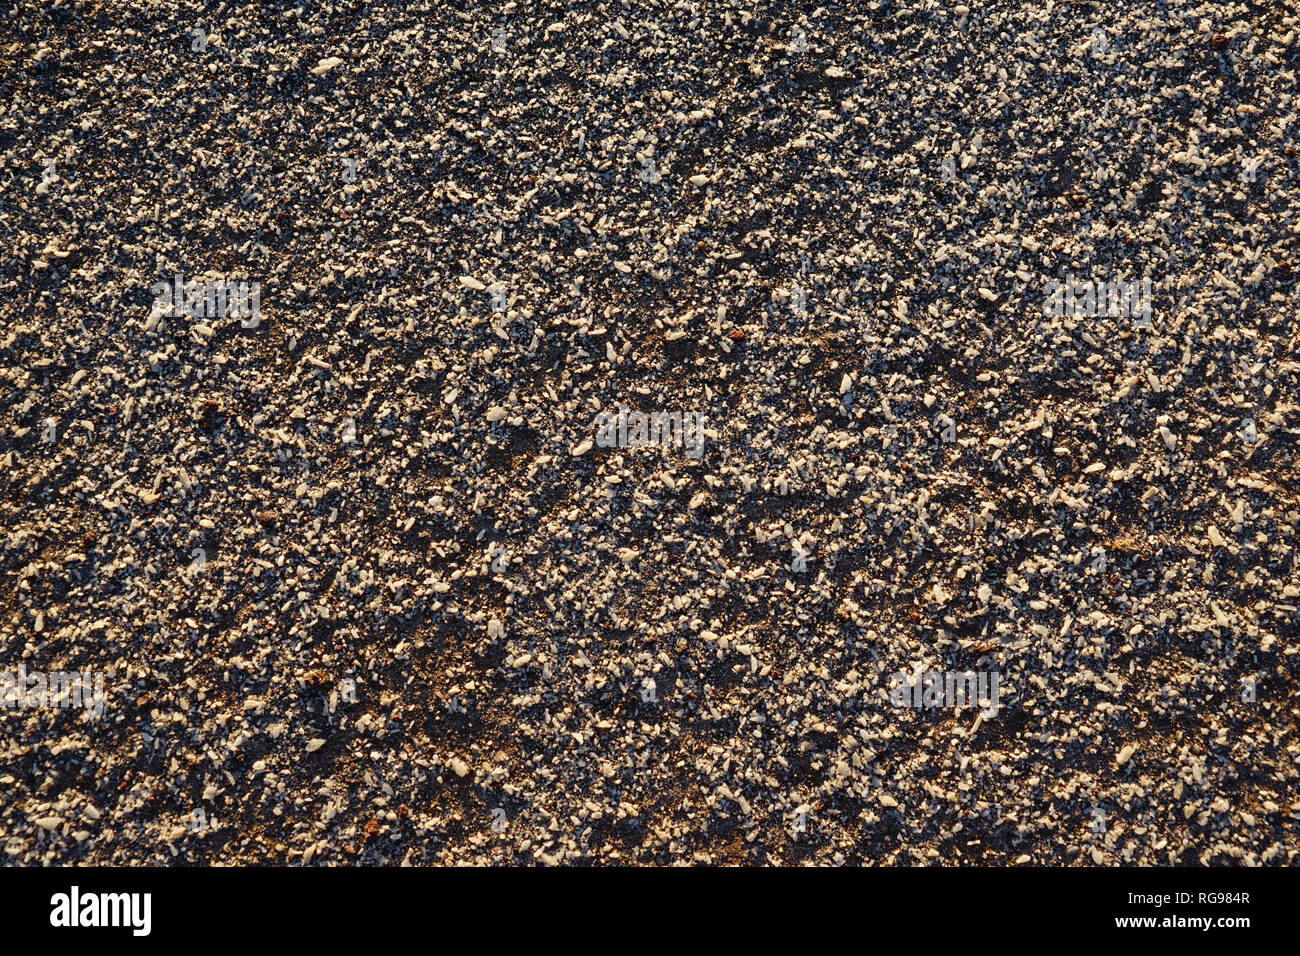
1 0 1298 865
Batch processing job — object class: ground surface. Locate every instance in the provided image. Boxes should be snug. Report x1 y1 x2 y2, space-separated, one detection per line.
1 0 1298 865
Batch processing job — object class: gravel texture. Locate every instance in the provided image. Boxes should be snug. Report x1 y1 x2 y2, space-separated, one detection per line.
1 0 1298 866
